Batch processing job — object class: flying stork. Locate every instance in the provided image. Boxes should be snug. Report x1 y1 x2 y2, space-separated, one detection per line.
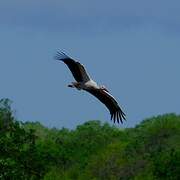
55 51 126 123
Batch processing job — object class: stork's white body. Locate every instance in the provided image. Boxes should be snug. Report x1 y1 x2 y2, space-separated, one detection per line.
78 79 99 90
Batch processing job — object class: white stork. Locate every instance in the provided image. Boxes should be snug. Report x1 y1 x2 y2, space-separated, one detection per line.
55 52 126 123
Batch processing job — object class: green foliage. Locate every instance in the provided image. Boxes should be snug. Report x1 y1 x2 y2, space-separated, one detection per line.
82 114 180 180
0 99 46 179
0 98 180 179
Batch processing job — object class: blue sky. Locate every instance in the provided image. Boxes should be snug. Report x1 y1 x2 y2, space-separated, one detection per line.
0 0 180 129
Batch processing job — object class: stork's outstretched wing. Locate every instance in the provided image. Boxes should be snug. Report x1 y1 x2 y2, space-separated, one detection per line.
55 52 90 82
85 88 126 123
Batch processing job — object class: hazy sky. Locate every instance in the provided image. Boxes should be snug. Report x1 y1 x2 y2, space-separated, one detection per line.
0 0 180 129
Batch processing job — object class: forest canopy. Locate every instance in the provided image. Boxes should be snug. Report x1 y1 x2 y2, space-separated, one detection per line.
0 98 179 180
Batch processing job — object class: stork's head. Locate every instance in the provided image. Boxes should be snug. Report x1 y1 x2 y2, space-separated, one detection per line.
68 82 82 90
68 84 74 88
100 85 109 92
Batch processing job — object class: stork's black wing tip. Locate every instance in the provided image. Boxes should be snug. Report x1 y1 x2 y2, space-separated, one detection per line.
54 51 69 61
110 110 126 124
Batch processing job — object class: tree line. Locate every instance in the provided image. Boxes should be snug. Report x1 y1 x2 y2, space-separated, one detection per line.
0 98 179 179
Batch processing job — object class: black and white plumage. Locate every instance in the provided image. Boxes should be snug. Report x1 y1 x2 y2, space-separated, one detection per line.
55 51 126 123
